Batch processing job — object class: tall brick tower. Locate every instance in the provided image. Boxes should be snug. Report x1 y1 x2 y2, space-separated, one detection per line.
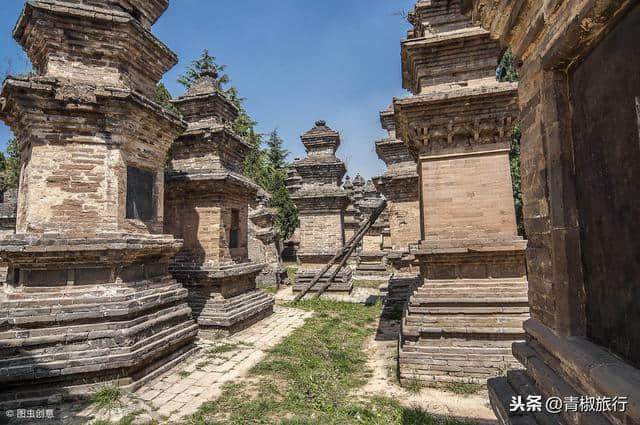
393 0 529 386
289 121 352 295
0 0 198 406
165 71 274 336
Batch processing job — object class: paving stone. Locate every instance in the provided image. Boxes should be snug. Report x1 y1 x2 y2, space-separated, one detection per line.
129 306 311 422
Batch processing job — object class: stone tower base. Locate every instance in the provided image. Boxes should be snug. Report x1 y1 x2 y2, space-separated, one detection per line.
171 262 275 337
0 236 199 409
399 240 529 386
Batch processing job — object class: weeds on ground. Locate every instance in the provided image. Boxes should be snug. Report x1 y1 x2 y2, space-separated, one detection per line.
90 384 122 412
444 382 483 396
178 370 191 378
181 299 479 424
404 375 423 394
286 265 298 284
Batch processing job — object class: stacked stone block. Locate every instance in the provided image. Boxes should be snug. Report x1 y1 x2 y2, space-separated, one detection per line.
165 71 274 337
289 121 352 294
393 0 529 386
465 0 640 424
0 0 198 408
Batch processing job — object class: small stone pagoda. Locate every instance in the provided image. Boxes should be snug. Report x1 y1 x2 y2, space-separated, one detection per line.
248 190 287 288
373 107 420 273
393 0 529 386
354 180 389 279
0 0 198 407
165 70 274 337
289 121 352 294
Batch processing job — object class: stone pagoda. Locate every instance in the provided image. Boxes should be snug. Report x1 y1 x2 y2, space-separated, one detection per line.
248 190 287 288
373 107 421 313
165 70 274 337
373 107 420 273
354 180 389 280
393 0 529 386
289 121 352 294
0 0 198 407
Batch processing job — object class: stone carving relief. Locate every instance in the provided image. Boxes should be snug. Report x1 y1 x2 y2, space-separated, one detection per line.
410 115 513 155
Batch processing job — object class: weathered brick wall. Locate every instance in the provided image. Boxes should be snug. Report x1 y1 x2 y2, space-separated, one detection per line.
20 143 119 234
421 152 517 240
165 190 249 266
298 212 344 254
362 234 382 252
388 200 420 249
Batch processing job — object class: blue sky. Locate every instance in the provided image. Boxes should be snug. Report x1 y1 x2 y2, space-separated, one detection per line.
0 0 414 178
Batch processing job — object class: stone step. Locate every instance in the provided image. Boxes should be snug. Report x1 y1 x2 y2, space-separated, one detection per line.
1 306 197 368
408 306 530 314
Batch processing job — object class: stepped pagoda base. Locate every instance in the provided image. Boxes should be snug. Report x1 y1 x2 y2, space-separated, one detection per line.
381 273 420 318
171 262 274 337
293 252 353 294
399 239 529 386
355 250 390 280
487 319 640 425
386 251 420 274
0 235 199 409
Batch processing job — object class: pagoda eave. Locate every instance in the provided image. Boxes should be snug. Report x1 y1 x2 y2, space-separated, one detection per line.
14 1 178 97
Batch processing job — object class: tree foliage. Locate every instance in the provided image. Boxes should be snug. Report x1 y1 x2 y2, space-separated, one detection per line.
497 48 519 83
177 49 230 89
177 49 298 240
0 138 21 192
154 82 180 116
509 125 525 237
497 49 525 236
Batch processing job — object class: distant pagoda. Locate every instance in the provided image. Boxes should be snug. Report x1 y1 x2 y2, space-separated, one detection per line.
165 70 274 336
289 121 352 294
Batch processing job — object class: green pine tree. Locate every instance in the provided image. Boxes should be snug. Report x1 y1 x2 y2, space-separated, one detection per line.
154 82 181 116
266 130 289 171
177 49 230 88
497 48 519 83
510 125 525 237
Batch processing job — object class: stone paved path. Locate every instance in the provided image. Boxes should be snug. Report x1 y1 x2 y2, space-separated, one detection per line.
274 285 383 303
134 306 313 422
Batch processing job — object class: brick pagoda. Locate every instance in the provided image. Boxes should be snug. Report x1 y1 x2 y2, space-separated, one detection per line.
373 107 421 313
289 121 352 294
0 0 198 407
374 107 420 273
393 0 529 386
466 0 640 423
165 71 274 337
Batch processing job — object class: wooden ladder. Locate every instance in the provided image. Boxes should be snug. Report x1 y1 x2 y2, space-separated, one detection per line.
293 199 387 302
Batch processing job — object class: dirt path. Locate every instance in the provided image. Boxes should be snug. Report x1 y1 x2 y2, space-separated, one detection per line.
358 318 498 424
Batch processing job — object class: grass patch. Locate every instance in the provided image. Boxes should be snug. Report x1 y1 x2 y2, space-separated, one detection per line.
208 343 239 355
178 370 191 378
286 265 298 284
181 299 478 424
353 279 383 289
403 375 423 394
444 382 483 396
90 384 122 412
